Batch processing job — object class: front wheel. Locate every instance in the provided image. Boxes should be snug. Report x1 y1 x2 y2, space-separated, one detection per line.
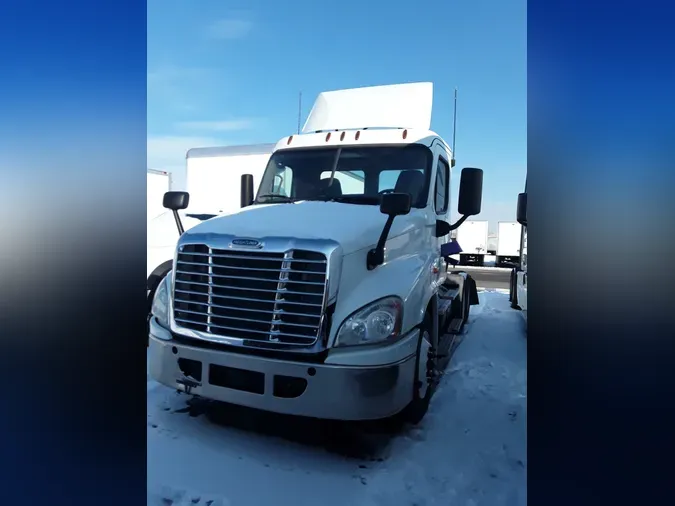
400 314 436 425
147 272 168 345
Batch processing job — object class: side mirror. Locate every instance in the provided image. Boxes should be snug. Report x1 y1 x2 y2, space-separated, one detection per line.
163 191 189 211
241 174 254 208
368 192 412 270
435 220 451 238
517 192 527 226
380 192 412 216
457 168 483 216
163 191 189 236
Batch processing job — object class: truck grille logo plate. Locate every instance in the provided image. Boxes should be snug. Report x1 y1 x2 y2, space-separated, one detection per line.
230 238 263 249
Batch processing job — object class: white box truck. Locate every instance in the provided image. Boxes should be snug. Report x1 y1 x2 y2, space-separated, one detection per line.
496 221 522 266
147 144 275 337
185 144 276 214
147 169 173 221
456 220 489 266
148 82 485 424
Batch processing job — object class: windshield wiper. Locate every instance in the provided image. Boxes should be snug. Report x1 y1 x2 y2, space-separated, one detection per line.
255 194 296 204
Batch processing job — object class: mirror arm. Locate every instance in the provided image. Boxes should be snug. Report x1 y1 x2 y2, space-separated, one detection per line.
172 210 185 236
367 215 396 270
447 214 469 231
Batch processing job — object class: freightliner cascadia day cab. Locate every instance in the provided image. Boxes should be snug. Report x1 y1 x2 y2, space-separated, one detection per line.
509 182 527 319
148 83 484 424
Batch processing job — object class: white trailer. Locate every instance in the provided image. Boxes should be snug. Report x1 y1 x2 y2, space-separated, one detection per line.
456 220 489 266
185 144 275 214
496 221 522 266
147 169 173 221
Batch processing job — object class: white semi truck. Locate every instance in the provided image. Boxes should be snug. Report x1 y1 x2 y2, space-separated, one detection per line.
147 169 173 221
148 83 484 424
456 220 489 266
147 144 275 335
496 221 522 267
509 184 527 319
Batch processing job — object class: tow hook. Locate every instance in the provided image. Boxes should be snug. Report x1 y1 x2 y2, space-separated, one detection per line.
176 376 201 394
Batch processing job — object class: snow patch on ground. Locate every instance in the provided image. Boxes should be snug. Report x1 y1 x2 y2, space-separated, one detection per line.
148 290 526 506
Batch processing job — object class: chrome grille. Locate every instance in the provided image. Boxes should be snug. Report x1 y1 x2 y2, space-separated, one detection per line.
173 244 328 346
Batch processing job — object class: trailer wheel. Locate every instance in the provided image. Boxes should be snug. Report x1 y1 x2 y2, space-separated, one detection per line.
401 313 435 425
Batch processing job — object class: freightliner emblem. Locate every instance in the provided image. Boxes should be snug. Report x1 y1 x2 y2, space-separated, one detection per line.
230 238 263 249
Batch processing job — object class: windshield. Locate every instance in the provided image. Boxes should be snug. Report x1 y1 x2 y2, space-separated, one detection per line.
255 144 432 207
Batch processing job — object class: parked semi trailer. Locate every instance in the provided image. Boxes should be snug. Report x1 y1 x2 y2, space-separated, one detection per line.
496 221 522 267
148 82 484 424
147 144 275 336
456 220 489 266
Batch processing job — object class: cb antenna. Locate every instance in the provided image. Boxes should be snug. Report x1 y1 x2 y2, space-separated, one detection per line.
451 87 457 168
297 91 302 134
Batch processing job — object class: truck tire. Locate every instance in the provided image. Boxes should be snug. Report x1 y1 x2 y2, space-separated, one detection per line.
146 271 169 345
401 313 436 425
510 269 520 309
463 283 471 323
508 269 514 302
453 283 471 334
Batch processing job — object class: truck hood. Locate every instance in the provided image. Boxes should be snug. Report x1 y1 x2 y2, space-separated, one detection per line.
147 211 218 248
183 201 427 255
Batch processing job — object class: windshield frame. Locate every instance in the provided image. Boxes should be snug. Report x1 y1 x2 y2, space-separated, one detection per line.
254 143 433 208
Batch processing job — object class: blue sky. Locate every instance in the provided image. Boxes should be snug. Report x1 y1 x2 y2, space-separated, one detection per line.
148 0 526 229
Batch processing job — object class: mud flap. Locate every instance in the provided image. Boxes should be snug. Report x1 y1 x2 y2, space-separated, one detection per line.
467 275 479 305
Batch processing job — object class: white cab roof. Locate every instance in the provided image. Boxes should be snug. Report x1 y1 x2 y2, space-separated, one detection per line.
302 82 434 133
275 128 451 156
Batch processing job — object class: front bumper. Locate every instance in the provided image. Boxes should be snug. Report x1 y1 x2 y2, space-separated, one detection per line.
148 318 418 421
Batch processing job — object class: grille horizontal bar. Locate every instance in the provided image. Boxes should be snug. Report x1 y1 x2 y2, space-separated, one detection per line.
173 244 328 346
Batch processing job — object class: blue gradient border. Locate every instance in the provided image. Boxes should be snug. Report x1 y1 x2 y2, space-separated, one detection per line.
529 0 675 504
0 1 147 505
1 0 674 503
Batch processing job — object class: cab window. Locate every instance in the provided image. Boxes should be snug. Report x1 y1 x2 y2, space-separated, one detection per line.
435 157 449 214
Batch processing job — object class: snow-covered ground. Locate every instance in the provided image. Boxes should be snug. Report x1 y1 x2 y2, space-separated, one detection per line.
147 290 527 506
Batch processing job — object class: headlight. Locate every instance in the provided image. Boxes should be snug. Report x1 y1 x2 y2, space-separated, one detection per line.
334 296 403 347
151 272 172 329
